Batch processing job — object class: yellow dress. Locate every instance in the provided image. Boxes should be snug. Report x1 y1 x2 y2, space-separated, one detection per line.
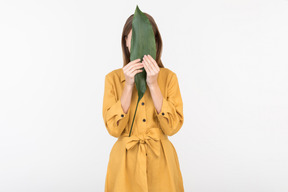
102 67 184 192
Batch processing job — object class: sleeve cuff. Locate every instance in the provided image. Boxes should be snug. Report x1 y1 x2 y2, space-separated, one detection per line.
106 99 131 125
154 97 173 119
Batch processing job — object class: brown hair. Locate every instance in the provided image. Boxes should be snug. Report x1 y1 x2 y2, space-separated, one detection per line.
121 12 164 68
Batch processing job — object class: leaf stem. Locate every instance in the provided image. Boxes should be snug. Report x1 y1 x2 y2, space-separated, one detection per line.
128 97 140 137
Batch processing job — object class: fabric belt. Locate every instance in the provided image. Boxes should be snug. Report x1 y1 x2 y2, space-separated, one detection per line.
118 128 168 192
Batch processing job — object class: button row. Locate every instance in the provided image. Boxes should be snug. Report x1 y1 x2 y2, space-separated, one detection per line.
120 102 146 121
142 102 146 122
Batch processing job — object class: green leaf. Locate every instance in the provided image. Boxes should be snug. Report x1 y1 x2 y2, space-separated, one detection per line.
128 5 157 137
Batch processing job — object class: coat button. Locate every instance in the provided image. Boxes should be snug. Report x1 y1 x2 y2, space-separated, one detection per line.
121 114 124 117
161 112 165 115
143 118 146 122
141 102 144 105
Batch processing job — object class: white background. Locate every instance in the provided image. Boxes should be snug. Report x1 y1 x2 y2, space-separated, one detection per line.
0 0 288 191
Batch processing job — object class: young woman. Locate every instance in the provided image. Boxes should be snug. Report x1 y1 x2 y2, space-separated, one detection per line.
102 12 184 192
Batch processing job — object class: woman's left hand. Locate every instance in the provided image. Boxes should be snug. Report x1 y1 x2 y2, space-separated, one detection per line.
142 54 160 87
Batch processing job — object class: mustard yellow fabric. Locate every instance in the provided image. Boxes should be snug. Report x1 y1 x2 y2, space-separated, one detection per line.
102 67 184 192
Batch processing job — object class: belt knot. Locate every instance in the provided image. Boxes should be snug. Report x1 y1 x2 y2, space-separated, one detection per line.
118 128 168 192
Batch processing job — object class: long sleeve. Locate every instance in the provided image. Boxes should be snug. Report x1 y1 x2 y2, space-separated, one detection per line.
154 72 184 136
102 74 131 138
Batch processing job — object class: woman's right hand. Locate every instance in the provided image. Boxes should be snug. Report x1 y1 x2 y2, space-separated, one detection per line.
122 58 144 86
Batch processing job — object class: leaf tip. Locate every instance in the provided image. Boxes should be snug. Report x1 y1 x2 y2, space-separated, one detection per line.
135 5 142 13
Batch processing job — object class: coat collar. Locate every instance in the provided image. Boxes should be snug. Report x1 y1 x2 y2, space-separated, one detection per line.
120 69 125 82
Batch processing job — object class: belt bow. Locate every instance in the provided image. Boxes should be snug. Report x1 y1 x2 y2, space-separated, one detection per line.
125 130 161 157
118 128 168 192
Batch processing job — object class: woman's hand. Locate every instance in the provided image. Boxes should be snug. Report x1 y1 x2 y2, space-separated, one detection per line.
142 54 160 87
123 58 144 86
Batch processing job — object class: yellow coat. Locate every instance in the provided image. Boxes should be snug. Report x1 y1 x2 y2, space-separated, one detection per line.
102 67 184 192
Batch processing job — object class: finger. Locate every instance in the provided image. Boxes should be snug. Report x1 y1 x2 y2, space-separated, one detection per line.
143 59 152 74
147 55 159 69
143 56 154 74
130 63 144 74
146 55 159 72
144 55 155 73
142 61 148 74
124 58 141 70
131 58 141 63
131 69 143 77
125 62 143 74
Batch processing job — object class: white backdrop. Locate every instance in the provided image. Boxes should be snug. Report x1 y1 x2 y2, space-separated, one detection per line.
0 0 287 191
